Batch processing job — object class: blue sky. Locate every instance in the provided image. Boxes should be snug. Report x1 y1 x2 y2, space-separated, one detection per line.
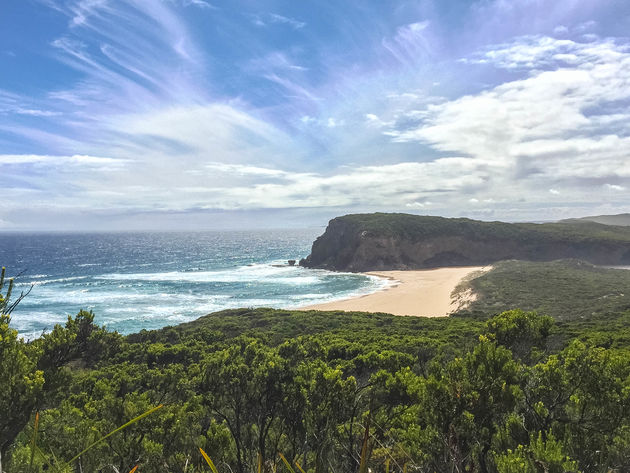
1 0 630 230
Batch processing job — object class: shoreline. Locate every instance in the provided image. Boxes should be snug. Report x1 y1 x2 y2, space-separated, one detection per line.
299 266 491 317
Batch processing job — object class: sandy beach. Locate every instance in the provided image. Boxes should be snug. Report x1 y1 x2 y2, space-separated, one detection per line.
300 266 491 317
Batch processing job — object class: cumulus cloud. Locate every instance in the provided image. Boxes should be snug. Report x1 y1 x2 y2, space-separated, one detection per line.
385 36 630 207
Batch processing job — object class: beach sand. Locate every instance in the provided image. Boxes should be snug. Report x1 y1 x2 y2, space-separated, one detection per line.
300 266 491 317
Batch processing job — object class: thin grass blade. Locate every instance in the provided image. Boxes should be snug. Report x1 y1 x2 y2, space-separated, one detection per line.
359 417 370 473
199 447 219 473
29 412 40 469
278 453 295 473
33 444 59 473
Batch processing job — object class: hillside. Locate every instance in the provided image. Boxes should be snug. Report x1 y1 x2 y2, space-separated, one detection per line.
300 213 630 271
456 259 630 322
561 213 630 226
7 305 630 473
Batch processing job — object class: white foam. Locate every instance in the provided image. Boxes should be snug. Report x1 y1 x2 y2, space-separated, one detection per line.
95 263 327 285
13 261 386 337
289 293 332 300
24 276 88 286
286 272 394 308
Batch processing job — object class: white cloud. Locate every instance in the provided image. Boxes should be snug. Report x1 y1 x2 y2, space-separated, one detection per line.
604 184 626 191
553 25 569 35
182 0 215 9
0 155 487 213
406 201 432 208
388 36 630 189
465 35 591 69
204 162 288 178
252 13 306 30
209 159 487 209
14 108 61 117
382 21 432 66
0 154 124 166
44 0 206 122
96 102 296 170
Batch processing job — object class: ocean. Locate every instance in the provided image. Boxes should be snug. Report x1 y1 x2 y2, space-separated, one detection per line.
0 230 389 339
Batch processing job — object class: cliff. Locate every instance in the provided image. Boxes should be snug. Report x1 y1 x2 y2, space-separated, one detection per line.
299 213 630 271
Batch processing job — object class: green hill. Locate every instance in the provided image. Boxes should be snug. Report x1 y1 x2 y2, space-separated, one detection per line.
300 213 630 271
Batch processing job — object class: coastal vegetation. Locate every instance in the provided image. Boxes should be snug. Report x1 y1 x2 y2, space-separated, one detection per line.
458 259 630 321
3 259 630 472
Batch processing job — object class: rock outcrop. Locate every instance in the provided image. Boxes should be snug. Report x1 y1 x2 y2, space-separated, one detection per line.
299 213 630 271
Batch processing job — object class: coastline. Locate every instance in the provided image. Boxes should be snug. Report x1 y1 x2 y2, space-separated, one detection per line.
299 266 491 317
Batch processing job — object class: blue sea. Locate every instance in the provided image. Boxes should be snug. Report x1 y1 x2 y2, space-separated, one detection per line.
0 230 389 339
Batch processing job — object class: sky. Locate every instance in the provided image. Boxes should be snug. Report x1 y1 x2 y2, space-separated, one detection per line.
1 0 630 230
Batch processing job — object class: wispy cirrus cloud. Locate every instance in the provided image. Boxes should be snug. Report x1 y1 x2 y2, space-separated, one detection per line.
382 21 433 66
181 0 215 9
252 13 306 30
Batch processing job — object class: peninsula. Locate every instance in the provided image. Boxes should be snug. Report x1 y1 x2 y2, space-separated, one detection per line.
300 213 630 271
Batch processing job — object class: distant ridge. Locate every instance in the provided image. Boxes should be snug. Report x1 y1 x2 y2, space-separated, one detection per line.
300 213 630 271
561 213 630 226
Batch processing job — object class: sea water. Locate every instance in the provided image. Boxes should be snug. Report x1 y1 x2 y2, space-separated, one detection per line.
0 230 389 339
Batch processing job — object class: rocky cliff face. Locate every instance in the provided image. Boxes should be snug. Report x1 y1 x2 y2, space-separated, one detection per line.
299 214 630 271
